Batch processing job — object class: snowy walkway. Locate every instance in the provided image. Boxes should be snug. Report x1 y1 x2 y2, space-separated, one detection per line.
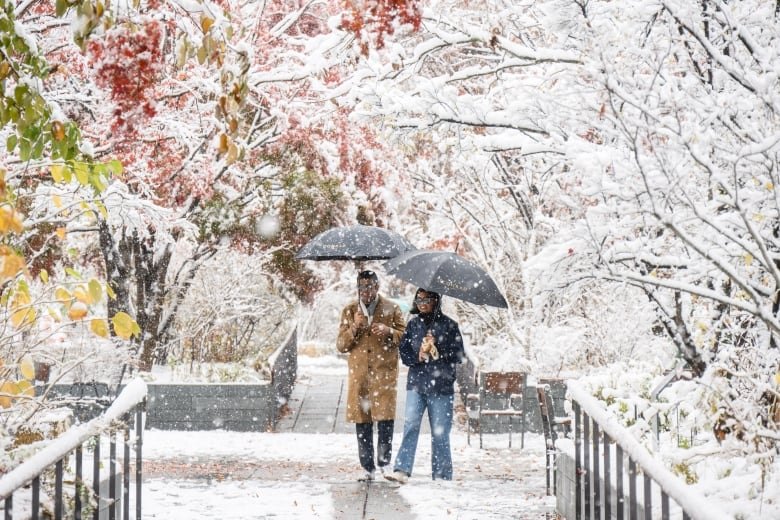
141 355 555 519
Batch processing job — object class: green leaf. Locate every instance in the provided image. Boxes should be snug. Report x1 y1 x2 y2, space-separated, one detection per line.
55 0 68 16
6 134 16 152
65 267 82 279
31 138 44 160
14 84 27 105
88 278 102 303
107 159 123 175
50 164 66 182
18 139 30 161
90 172 107 193
74 162 89 185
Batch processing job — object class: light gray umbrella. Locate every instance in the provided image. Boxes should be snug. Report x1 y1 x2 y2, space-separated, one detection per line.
383 249 508 308
295 224 416 261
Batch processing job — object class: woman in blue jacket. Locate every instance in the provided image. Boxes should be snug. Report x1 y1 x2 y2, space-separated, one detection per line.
385 288 465 483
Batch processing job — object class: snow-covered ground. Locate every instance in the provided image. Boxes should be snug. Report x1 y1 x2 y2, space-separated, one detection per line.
140 429 553 519
139 353 554 519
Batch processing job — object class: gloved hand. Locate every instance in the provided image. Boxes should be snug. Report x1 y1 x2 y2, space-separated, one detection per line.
419 332 439 362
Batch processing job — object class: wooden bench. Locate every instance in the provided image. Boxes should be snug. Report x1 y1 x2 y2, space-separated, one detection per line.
466 371 527 449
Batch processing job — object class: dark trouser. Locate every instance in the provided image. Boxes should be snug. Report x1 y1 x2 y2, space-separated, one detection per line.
356 420 394 472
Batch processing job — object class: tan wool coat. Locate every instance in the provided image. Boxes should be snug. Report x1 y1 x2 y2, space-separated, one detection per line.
336 295 406 423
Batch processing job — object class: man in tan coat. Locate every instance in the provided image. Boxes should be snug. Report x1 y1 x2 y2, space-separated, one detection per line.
337 270 406 481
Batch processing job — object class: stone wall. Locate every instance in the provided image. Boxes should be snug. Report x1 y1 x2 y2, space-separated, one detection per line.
145 383 276 431
43 327 298 432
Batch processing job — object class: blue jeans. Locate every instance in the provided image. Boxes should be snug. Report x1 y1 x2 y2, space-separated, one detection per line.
393 390 454 480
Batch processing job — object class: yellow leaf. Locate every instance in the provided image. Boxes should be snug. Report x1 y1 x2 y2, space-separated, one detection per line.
96 200 108 218
200 15 215 33
775 372 780 386
51 121 66 141
0 206 24 235
54 287 72 303
19 356 34 380
47 307 62 322
73 286 91 304
50 164 66 183
0 249 25 280
10 308 35 328
88 278 102 303
10 291 35 328
52 195 63 208
67 302 88 320
0 381 19 408
39 269 48 283
56 227 66 240
744 254 753 267
175 36 189 69
74 162 89 185
90 318 109 338
217 133 229 154
16 379 34 397
197 45 207 64
112 311 139 340
105 283 116 300
226 142 239 165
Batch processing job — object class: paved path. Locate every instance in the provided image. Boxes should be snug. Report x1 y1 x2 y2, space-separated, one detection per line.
276 364 430 434
141 355 553 519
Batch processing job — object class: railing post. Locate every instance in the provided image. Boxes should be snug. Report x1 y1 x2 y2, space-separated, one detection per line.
593 422 600 520
136 400 144 520
55 459 63 520
573 401 582 520
109 429 117 520
93 435 100 520
75 446 83 520
604 432 611 519
123 426 130 520
616 445 624 520
0 379 147 520
661 491 670 520
584 412 591 519
32 476 40 519
643 473 652 520
628 458 637 520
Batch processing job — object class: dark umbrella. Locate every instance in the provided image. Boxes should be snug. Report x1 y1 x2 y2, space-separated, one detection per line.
295 224 416 261
383 249 508 308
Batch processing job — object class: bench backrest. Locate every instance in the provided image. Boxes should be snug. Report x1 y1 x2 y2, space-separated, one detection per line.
536 384 557 445
481 371 525 396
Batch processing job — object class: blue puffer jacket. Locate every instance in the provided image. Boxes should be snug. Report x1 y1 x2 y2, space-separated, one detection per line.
399 311 465 395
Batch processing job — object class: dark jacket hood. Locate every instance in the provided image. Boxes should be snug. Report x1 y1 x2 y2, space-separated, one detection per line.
409 287 442 327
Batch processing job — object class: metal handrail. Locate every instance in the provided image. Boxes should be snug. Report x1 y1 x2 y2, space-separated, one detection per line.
0 378 147 519
567 380 732 520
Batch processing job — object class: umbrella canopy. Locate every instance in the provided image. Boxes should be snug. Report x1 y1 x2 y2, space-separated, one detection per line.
295 224 416 261
383 250 508 308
